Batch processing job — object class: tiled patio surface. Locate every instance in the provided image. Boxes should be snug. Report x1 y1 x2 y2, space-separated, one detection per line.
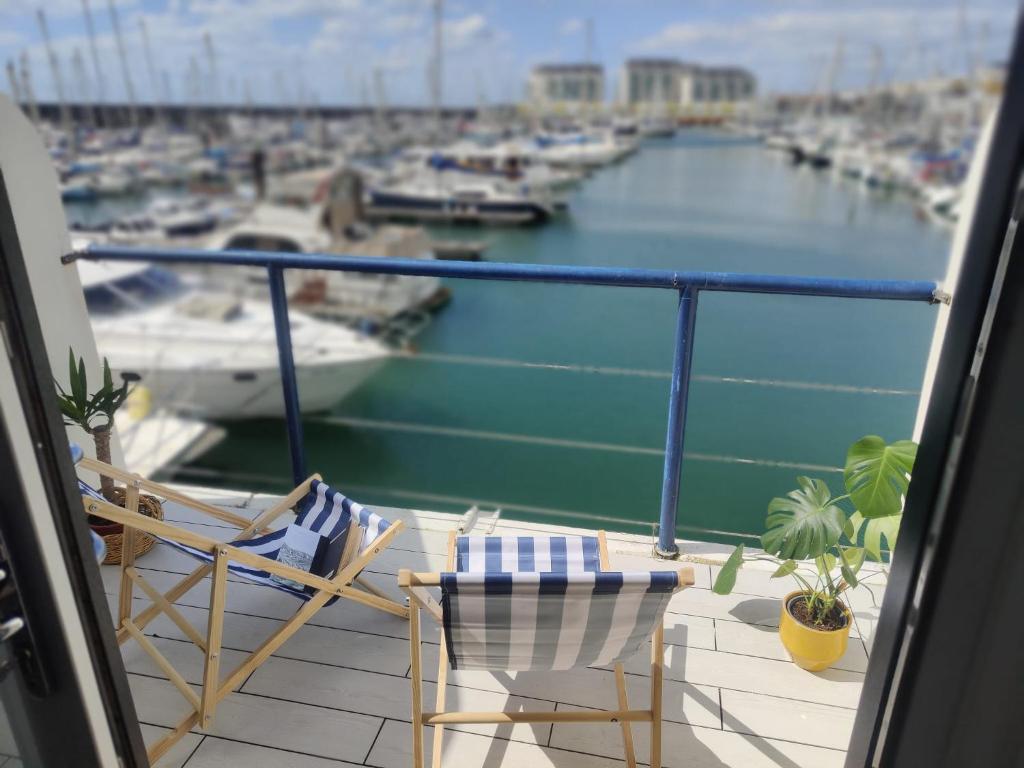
100 485 887 767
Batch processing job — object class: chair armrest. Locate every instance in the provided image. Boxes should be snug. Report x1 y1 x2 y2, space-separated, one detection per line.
398 569 442 622
82 495 220 553
79 456 255 529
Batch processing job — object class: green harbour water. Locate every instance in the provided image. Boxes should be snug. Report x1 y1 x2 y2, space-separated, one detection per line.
176 132 951 544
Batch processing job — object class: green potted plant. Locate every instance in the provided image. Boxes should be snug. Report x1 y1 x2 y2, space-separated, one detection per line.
56 349 162 564
712 435 916 671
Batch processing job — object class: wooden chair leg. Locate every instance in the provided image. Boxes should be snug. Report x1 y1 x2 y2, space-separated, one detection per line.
410 604 425 768
121 563 213 642
596 531 639 766
117 481 140 627
431 530 456 768
650 622 664 768
614 663 637 768
200 549 229 730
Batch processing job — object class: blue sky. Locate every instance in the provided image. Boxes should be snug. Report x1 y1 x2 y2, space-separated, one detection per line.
0 0 1019 106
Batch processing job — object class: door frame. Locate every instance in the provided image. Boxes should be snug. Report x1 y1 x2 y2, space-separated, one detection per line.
846 15 1024 768
0 170 148 766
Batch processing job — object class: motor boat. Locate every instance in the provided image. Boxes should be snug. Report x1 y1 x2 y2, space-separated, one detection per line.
108 196 249 243
365 172 554 225
208 202 449 322
79 260 391 419
395 142 582 195
533 132 632 169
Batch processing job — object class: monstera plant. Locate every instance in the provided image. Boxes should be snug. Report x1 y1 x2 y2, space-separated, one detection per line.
713 435 916 671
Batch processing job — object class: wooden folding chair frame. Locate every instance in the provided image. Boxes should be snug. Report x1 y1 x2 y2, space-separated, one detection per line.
398 529 695 768
78 456 409 765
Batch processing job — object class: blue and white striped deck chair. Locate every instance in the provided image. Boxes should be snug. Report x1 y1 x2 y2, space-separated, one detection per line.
74 450 407 765
399 530 695 768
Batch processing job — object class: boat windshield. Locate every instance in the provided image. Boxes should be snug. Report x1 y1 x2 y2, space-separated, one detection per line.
84 267 188 316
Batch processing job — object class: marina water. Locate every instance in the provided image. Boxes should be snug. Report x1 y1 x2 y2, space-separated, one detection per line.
123 132 950 544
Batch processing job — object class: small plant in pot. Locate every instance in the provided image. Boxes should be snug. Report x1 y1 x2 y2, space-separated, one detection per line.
712 435 916 671
56 349 163 564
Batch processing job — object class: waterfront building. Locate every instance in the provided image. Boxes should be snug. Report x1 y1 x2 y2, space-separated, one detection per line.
527 63 604 114
618 57 757 119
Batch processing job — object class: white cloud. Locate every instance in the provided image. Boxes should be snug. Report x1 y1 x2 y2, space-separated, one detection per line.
444 13 490 49
560 18 583 36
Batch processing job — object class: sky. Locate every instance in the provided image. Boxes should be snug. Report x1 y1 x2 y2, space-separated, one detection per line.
0 0 1019 107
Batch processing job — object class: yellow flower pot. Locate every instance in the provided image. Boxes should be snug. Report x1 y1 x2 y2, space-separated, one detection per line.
778 591 852 672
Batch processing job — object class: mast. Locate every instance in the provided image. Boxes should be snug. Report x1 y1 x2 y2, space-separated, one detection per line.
71 48 99 128
160 70 172 101
36 9 72 136
139 18 163 126
160 70 173 125
81 0 108 126
821 36 845 117
373 66 387 141
187 55 200 131
107 0 138 127
203 32 220 104
19 53 41 125
6 60 23 109
431 0 443 144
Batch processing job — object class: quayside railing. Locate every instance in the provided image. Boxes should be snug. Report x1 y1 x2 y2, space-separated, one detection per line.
65 244 942 558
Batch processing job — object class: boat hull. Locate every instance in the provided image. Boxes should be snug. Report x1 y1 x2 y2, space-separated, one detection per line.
109 354 388 420
366 191 551 225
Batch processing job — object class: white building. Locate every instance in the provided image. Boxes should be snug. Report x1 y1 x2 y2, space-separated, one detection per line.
527 63 604 112
619 58 757 116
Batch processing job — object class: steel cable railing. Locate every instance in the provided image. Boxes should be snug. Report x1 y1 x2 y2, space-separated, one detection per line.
67 244 940 557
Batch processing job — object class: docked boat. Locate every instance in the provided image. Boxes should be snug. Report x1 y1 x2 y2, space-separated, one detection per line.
919 185 962 228
80 260 391 419
396 142 583 194
534 131 634 169
208 202 450 322
109 196 248 242
638 117 677 139
365 174 554 225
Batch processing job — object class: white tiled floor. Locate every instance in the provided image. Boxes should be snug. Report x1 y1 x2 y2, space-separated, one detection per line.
102 486 885 767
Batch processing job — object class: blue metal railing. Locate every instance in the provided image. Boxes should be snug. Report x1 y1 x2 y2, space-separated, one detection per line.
68 244 941 557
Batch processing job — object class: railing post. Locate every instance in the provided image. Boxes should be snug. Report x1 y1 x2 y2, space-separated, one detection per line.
656 285 699 558
267 265 307 486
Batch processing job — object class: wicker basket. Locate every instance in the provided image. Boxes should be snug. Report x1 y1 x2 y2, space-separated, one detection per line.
94 488 164 565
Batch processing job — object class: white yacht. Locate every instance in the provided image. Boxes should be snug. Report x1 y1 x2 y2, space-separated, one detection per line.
365 173 555 225
80 260 391 419
534 131 635 169
395 142 582 195
209 203 448 321
106 196 250 243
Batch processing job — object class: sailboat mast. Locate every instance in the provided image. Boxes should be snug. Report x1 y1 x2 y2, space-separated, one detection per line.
139 19 163 126
6 60 23 109
107 0 138 127
432 0 443 144
203 32 220 104
36 9 72 137
80 0 109 126
19 53 41 125
71 48 99 128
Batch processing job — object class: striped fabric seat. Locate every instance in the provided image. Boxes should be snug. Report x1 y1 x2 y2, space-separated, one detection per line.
455 534 601 573
81 473 391 603
74 444 410 762
440 569 678 671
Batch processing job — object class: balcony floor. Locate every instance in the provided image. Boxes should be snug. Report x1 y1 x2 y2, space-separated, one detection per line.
100 486 887 767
